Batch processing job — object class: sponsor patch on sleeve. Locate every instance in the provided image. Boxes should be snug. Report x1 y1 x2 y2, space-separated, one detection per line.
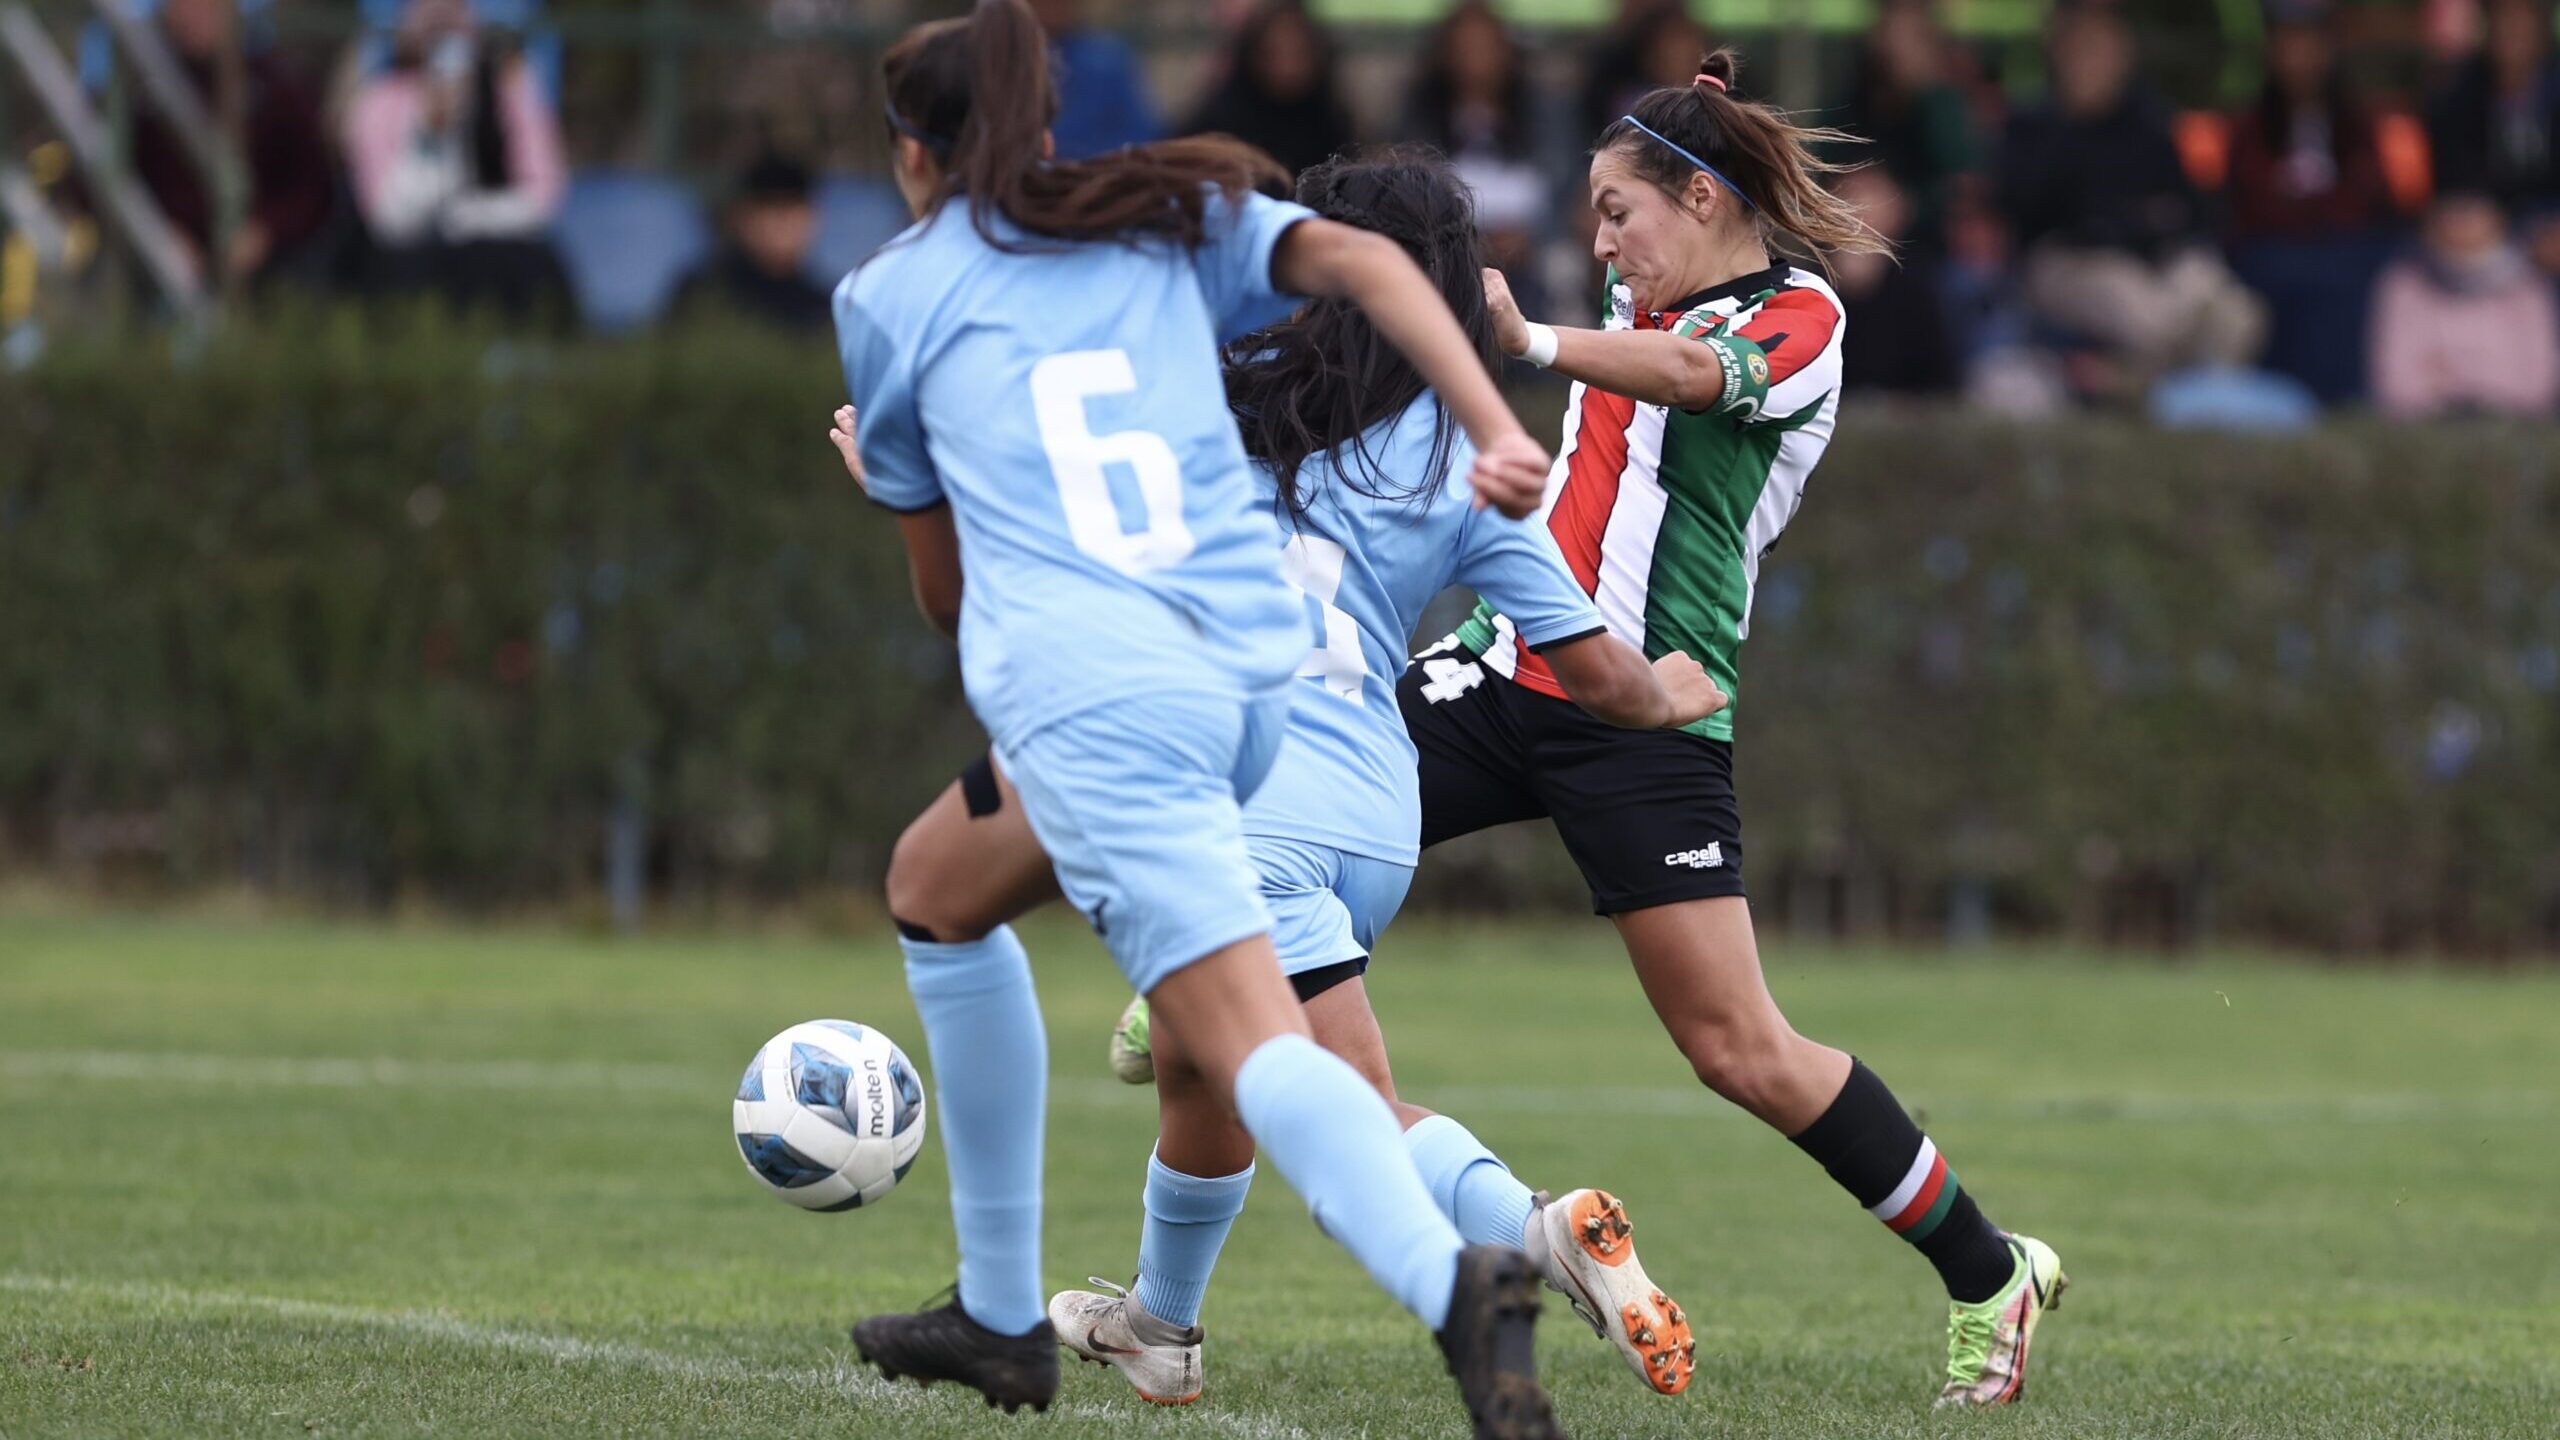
1697 335 1772 422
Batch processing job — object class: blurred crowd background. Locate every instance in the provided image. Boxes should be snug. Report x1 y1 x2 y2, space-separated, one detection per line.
9 1 2560 950
8 0 2560 424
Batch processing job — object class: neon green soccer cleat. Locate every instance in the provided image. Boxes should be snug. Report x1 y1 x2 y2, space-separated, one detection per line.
1109 995 1154 1085
1935 1233 2067 1409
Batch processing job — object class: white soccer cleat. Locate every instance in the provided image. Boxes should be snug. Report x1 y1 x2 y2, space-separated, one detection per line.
1046 1279 1203 1406
1530 1188 1697 1396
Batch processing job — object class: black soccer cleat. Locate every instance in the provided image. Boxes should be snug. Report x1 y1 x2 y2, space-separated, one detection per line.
1437 1244 1571 1440
852 1288 1060 1414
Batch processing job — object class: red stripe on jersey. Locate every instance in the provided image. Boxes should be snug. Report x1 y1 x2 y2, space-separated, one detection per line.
1730 286 1841 388
1547 386 1637 594
1509 384 1637 697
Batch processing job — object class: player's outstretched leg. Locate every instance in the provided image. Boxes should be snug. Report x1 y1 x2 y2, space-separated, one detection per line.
1152 945 1566 1440
851 923 1058 1412
1791 1062 2068 1405
1307 979 1696 1399
1406 1116 1697 1396
1102 984 1697 1398
1617 896 2064 1406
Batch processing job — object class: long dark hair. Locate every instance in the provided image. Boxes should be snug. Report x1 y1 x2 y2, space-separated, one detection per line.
1595 48 1885 258
1225 150 1496 519
883 0 1287 250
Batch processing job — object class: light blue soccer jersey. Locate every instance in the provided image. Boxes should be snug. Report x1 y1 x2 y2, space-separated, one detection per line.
1242 393 1605 866
835 191 1318 746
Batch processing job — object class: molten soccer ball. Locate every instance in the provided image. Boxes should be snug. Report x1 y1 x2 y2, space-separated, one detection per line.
732 1020 927 1211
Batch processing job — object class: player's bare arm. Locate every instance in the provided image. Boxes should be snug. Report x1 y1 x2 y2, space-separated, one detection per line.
895 507 962 638
1541 635 1727 730
829 403 963 637
1483 266 1728 412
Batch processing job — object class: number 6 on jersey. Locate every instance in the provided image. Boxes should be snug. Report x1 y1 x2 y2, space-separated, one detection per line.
1031 349 1196 575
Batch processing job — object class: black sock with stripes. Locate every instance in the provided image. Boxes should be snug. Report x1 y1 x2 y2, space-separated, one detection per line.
1788 1059 2016 1304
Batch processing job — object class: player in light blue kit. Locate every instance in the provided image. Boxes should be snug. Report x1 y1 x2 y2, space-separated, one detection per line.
838 8 1570 1436
845 151 1724 1410
1050 155 1722 1404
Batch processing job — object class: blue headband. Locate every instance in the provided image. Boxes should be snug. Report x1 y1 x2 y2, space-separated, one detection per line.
884 103 951 155
1619 115 1758 214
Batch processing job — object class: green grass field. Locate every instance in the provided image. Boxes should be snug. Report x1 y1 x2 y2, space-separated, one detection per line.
3 911 2555 1438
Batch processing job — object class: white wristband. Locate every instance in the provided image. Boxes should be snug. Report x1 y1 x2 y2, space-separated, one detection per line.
1519 321 1559 369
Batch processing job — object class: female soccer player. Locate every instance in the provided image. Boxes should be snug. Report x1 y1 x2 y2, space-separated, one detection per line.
842 149 1725 1407
1402 50 2068 1408
835 5 1569 1434
1051 151 1725 1405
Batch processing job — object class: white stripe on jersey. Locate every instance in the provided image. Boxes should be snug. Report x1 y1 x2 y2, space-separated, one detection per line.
1758 271 1851 422
1483 378 1591 681
1592 401 1670 652
1735 271 1845 642
1737 429 1825 641
1479 612 1519 677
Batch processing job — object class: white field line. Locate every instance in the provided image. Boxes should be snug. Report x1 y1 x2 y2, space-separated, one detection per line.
0 1048 2551 1125
0 1272 1317 1439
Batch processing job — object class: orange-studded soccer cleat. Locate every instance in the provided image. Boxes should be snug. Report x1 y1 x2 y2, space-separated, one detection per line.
1530 1189 1698 1396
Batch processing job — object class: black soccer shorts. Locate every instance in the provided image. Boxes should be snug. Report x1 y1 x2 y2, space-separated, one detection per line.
1396 642 1745 915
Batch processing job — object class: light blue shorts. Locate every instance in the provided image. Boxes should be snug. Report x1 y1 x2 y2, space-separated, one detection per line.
997 688 1290 995
1247 836 1416 978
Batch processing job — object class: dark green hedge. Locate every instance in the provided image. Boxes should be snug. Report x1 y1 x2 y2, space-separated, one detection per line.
0 313 975 904
4 318 2556 949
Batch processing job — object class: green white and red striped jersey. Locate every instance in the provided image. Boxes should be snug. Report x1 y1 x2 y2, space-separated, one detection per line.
1453 263 1845 741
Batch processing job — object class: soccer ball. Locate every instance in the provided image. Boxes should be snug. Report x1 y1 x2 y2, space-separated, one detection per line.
732 1020 927 1211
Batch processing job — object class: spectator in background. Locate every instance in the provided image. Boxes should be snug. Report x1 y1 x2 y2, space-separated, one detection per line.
131 0 334 287
2426 0 2560 270
1030 0 1160 159
344 0 568 316
2223 0 2415 404
1831 166 1958 398
673 153 830 333
2226 1 2403 242
1182 0 1354 178
2370 191 2560 418
1999 2 2266 387
1831 0 1978 253
1577 1 1710 139
1404 2 1543 303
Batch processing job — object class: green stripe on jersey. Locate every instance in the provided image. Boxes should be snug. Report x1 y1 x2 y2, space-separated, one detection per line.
1641 412 1788 742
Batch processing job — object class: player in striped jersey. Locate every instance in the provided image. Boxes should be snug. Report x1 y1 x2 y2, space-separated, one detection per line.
1404 49 2068 1409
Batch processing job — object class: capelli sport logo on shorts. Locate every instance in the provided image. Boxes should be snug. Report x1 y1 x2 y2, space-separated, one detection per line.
1664 844 1725 870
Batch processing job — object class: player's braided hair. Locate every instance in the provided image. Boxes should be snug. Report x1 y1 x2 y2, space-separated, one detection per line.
1596 48 1887 259
1225 148 1498 521
883 0 1288 252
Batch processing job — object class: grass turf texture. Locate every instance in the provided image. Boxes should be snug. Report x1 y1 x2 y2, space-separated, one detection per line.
2 913 2555 1438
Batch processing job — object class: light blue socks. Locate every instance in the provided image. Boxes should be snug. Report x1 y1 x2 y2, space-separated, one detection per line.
900 926 1047 1336
1405 1114 1538 1252
1232 1033 1462 1330
1132 1150 1254 1329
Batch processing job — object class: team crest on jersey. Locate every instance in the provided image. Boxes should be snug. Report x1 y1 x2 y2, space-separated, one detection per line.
1746 350 1771 385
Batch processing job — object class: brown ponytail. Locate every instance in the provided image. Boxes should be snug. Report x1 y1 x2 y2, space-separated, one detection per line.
1595 47 1887 260
883 0 1288 251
